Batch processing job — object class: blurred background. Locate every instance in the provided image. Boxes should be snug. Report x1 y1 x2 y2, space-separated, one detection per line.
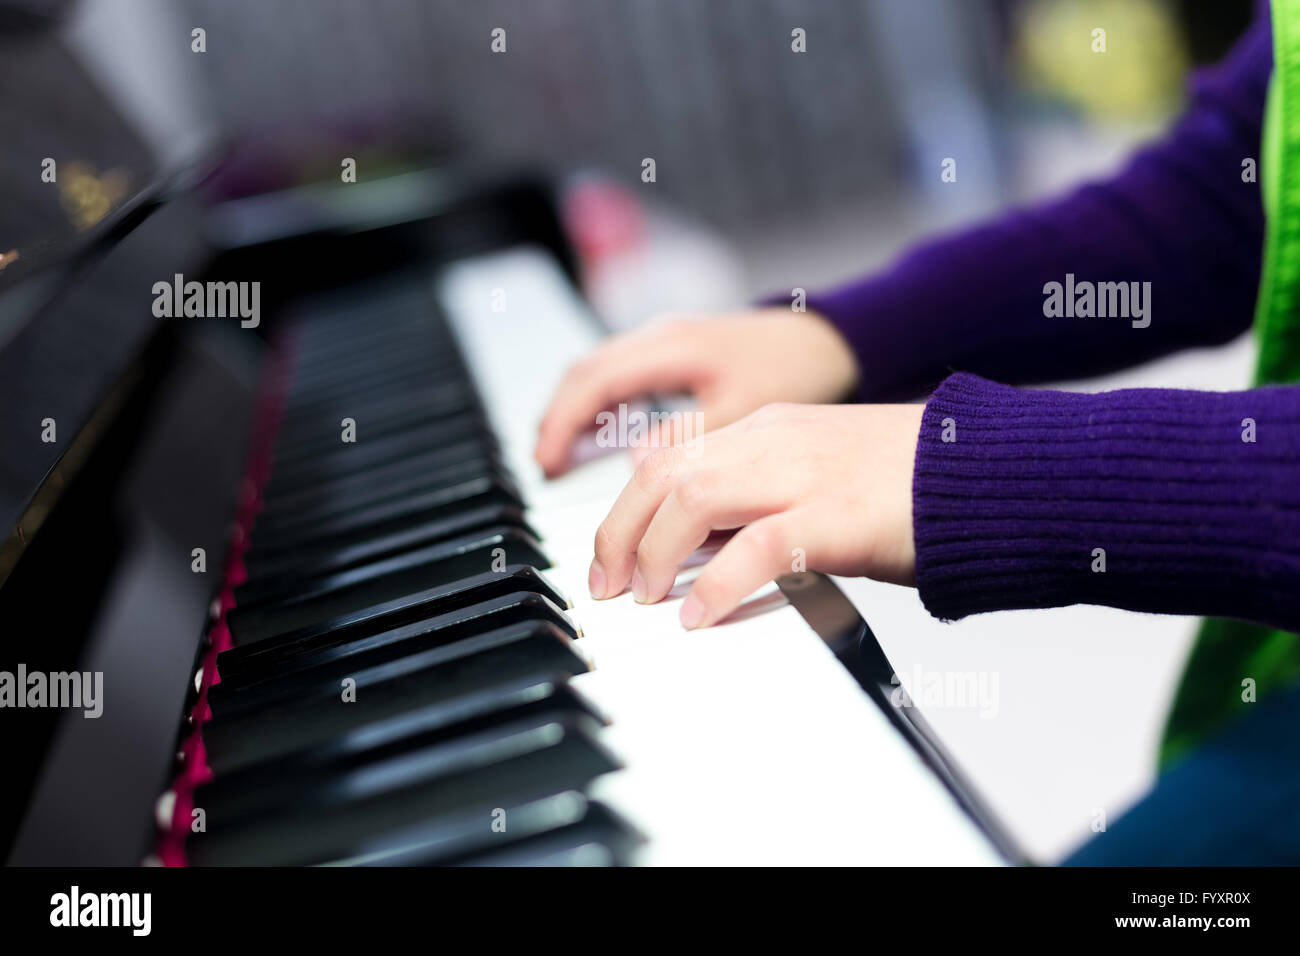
0 0 1263 862
4 0 1256 319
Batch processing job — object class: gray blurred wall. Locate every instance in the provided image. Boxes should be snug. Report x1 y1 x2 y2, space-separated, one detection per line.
175 0 1005 228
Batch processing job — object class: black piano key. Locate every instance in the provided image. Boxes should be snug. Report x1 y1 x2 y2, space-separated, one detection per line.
210 591 578 719
245 475 521 559
228 528 548 639
271 396 483 465
215 588 577 710
272 402 485 462
292 329 439 368
219 565 568 681
204 622 589 775
255 438 501 526
291 306 435 350
450 801 641 867
253 457 512 537
353 796 638 867
283 362 470 412
289 331 454 384
289 349 450 391
290 286 432 333
289 335 436 377
240 502 534 584
232 525 546 610
279 368 470 424
254 451 501 528
331 791 596 866
188 716 618 866
288 337 458 381
256 436 496 508
264 416 489 491
287 360 465 409
275 376 481 438
197 685 599 827
168 275 631 869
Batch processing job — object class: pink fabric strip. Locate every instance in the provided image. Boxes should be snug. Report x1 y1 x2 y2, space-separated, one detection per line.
155 332 296 866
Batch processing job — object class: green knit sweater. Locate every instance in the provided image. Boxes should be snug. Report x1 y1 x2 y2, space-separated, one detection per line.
1161 0 1300 766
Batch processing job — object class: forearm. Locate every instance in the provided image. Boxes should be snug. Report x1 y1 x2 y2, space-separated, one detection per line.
807 12 1271 402
912 373 1300 632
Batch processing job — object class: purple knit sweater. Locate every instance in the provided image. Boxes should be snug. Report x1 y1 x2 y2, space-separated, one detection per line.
806 8 1300 633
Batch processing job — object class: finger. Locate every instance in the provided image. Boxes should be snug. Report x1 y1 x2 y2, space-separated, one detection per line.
590 412 754 599
629 410 690 468
679 510 806 629
589 444 689 599
634 468 787 604
534 334 701 476
626 396 750 469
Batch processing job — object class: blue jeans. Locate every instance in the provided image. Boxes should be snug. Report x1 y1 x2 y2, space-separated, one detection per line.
1064 683 1300 865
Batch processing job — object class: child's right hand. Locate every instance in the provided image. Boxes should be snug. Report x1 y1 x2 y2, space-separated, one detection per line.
533 307 860 476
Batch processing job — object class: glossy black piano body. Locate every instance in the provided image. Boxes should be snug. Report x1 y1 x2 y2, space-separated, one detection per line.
0 170 631 866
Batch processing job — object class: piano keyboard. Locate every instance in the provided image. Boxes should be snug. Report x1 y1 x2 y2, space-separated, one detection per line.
159 246 1001 867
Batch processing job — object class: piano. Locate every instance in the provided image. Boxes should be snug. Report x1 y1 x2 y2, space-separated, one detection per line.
0 169 1016 867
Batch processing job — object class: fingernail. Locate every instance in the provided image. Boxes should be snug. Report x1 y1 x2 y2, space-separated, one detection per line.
631 568 648 603
587 558 607 599
680 593 705 629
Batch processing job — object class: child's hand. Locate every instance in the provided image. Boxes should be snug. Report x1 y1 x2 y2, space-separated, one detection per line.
533 308 859 476
586 402 924 628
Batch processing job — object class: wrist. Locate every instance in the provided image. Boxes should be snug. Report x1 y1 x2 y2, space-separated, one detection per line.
799 307 861 401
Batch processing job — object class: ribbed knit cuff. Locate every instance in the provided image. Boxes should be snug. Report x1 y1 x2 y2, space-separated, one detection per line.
912 373 1300 631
